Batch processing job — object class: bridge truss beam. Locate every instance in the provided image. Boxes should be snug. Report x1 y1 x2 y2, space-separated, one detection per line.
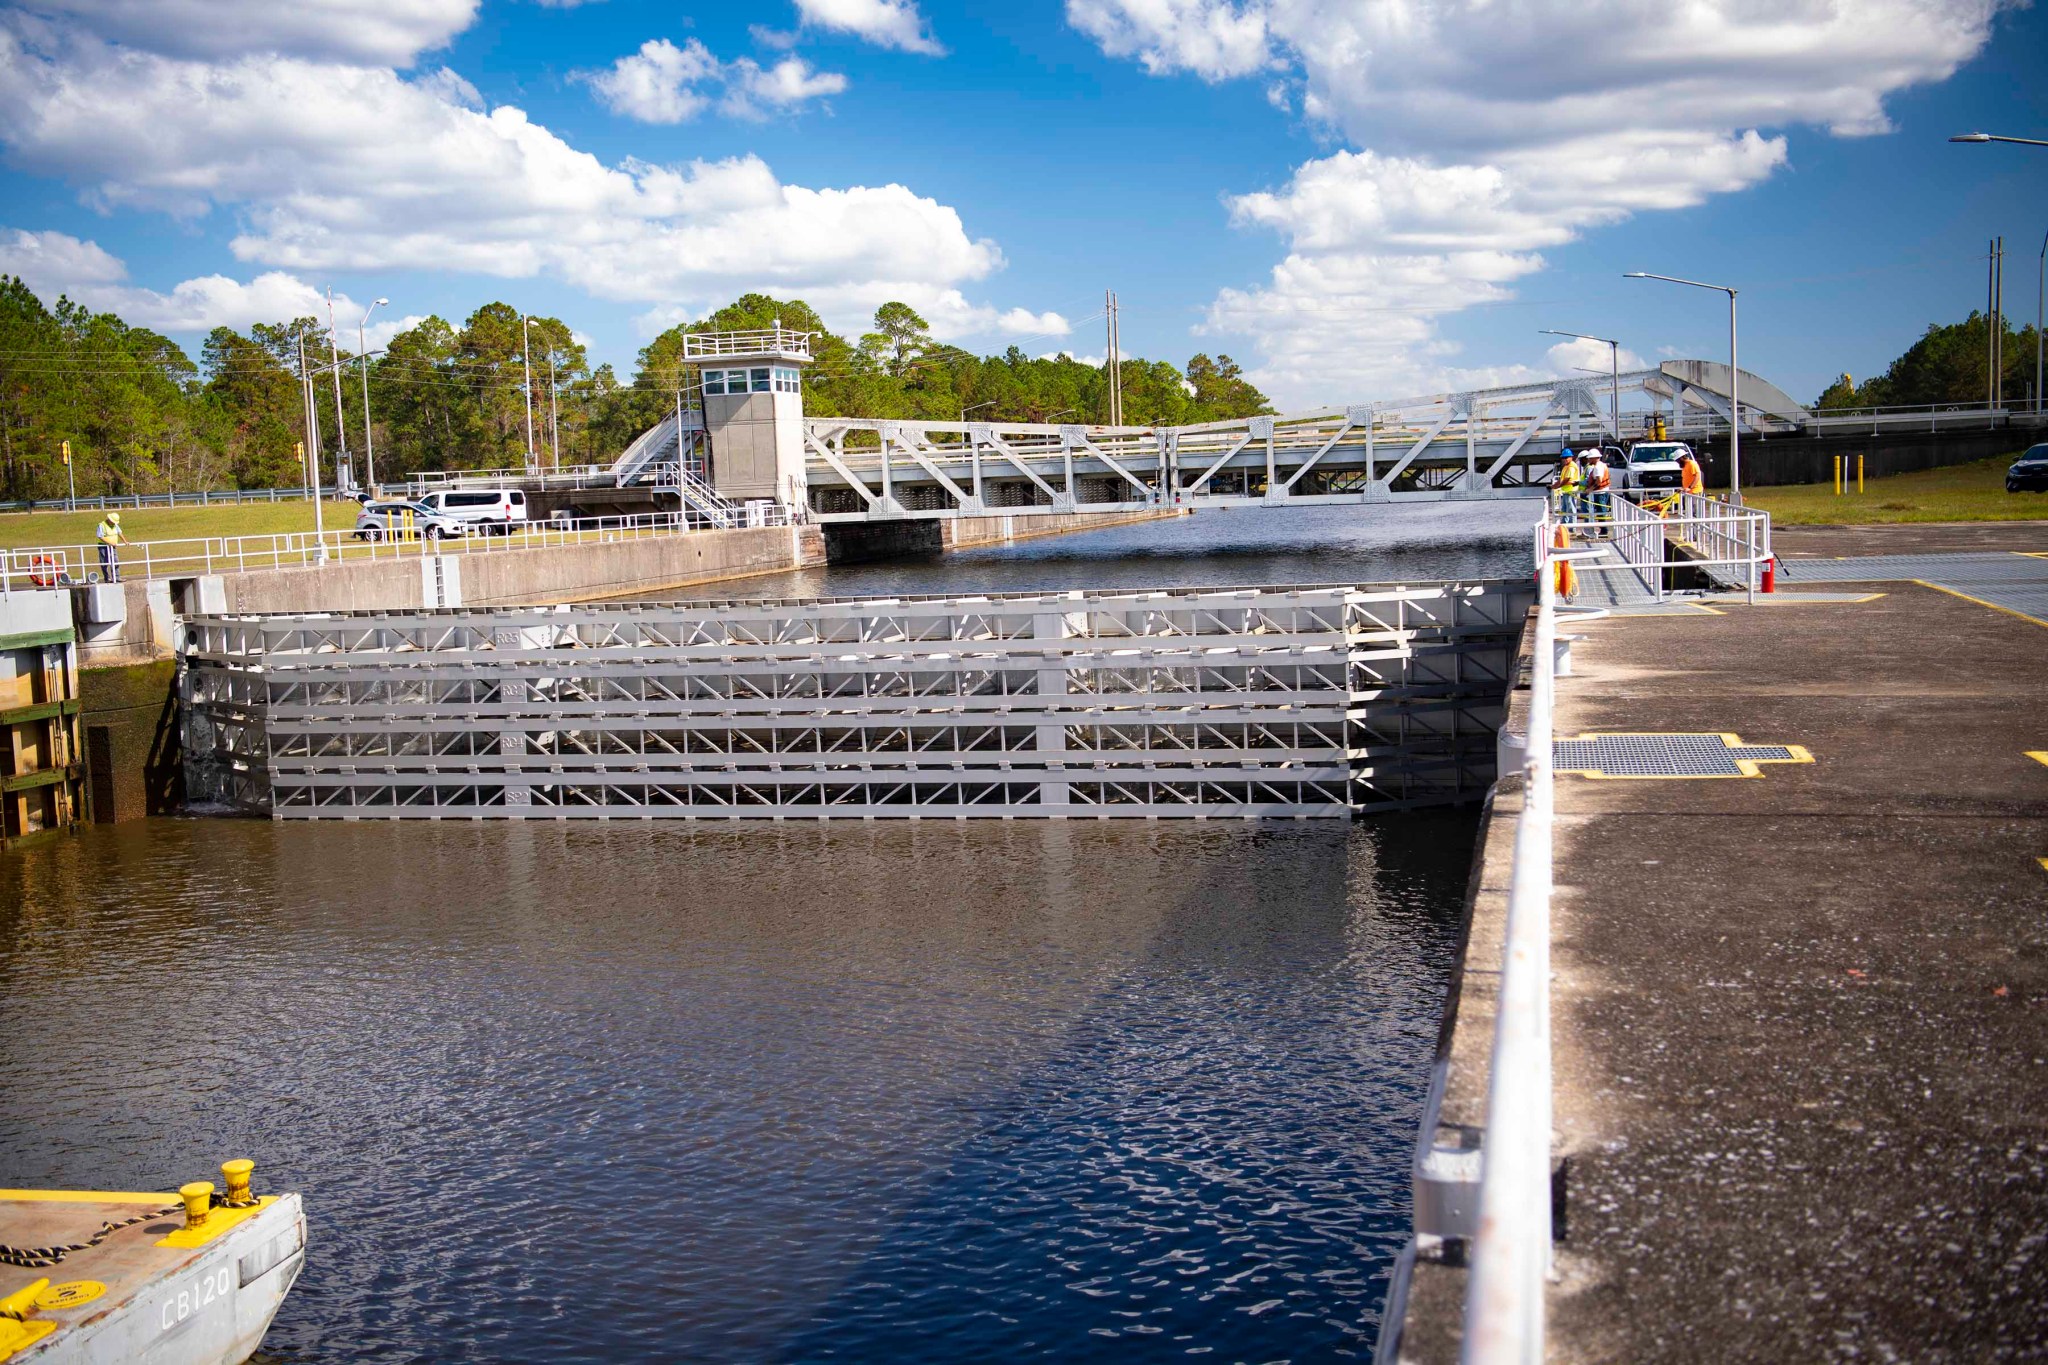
801 361 1808 522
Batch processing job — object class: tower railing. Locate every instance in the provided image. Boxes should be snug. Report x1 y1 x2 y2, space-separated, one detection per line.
682 328 814 360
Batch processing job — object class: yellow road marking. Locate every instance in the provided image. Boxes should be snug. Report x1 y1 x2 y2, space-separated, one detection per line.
2027 752 2048 768
1909 580 2048 629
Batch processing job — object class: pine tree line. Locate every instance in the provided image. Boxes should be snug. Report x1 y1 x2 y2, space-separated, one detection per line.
0 280 1272 501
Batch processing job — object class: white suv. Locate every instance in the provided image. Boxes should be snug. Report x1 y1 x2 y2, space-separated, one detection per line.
415 488 529 534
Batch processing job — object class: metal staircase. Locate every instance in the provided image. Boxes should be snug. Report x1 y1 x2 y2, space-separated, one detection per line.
609 405 749 527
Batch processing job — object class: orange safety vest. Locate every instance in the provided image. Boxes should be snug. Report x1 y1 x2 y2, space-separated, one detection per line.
1679 458 1702 494
1588 461 1611 491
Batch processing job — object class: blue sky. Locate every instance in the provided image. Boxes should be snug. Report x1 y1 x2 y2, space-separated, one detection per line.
0 0 2041 410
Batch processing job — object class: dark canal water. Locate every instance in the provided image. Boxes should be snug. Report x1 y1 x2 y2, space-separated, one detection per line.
0 502 1536 1363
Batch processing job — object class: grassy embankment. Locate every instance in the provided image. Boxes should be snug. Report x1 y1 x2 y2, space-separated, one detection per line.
1737 454 2047 526
0 500 359 551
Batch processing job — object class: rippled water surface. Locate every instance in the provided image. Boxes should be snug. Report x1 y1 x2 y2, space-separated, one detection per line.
1 504 1532 1362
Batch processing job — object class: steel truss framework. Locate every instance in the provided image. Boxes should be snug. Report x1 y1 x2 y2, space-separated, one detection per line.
800 360 1810 522
181 581 1533 821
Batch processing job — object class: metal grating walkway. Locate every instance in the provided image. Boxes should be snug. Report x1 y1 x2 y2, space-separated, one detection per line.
1554 732 1812 779
1778 551 2048 624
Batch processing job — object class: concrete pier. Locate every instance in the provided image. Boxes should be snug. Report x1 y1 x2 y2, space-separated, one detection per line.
1393 522 2048 1361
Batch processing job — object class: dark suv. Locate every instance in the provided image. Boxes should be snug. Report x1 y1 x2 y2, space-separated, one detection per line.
2008 444 2048 493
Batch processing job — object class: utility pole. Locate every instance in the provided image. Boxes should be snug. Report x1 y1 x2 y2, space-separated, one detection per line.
548 353 561 471
2037 227 2045 415
326 289 350 493
1996 236 2005 410
296 328 329 561
521 314 538 474
1104 290 1124 426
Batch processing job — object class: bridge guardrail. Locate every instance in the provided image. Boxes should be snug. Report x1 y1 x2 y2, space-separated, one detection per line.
0 504 798 594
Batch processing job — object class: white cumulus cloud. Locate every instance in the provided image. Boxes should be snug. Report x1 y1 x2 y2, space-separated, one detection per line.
0 228 376 333
0 20 1049 349
581 37 721 123
579 39 847 123
0 225 127 292
1066 0 1272 80
1074 0 2006 405
792 0 944 55
722 55 849 120
16 0 477 65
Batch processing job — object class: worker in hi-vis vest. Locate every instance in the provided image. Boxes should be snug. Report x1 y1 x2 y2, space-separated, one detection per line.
95 511 129 582
1679 450 1704 495
1553 450 1584 523
1584 450 1613 530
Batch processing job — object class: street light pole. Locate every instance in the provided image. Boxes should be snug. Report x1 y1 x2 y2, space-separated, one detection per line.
1949 132 2048 148
1625 272 1742 502
1947 130 2048 413
1540 329 1621 442
325 289 350 494
358 297 387 491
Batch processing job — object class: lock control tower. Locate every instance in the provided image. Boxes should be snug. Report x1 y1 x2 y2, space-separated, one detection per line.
682 326 814 509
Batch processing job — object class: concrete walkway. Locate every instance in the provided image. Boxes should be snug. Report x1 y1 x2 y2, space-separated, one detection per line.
1544 545 2048 1359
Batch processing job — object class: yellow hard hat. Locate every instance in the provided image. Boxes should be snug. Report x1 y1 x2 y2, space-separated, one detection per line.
107 511 120 523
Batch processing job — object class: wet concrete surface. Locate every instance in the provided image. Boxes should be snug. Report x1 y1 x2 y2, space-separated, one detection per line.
1544 577 2048 1361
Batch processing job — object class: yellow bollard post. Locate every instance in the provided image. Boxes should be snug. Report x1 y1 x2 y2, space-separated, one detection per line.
179 1181 214 1231
1857 453 1865 493
221 1159 255 1207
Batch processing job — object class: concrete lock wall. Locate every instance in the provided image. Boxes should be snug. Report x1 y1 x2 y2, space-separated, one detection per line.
1692 424 2030 488
822 508 1186 565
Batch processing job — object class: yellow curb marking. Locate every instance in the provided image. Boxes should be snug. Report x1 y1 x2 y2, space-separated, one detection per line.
1909 580 2048 629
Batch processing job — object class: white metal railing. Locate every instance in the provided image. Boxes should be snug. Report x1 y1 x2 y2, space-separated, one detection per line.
1548 491 1771 602
0 504 798 593
1462 543 1558 1364
682 327 813 360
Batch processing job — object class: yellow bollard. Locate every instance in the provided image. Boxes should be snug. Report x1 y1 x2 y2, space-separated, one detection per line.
179 1181 214 1231
1857 453 1865 493
0 1277 55 1355
0 1279 47 1321
221 1159 255 1207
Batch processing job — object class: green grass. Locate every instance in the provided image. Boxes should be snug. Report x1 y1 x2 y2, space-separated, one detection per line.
0 499 360 551
1739 454 2048 526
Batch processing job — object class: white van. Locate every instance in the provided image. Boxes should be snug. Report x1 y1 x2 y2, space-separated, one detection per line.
415 488 528 534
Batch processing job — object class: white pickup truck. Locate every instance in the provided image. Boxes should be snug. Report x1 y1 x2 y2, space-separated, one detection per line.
1616 441 1694 493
